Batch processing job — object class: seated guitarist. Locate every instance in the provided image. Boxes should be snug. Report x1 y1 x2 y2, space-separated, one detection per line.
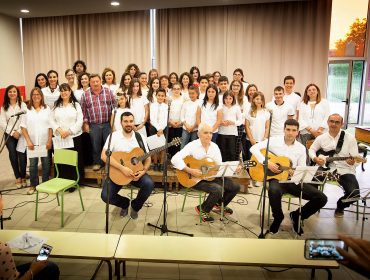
100 111 154 220
309 113 360 218
250 119 327 235
171 123 240 222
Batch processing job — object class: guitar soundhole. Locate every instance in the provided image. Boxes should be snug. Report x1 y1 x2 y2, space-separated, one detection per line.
131 157 138 165
201 166 208 175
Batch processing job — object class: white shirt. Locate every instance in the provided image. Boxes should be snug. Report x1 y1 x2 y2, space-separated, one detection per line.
42 86 60 108
283 92 301 112
0 102 27 135
150 102 168 131
308 130 359 175
20 106 51 146
169 96 184 121
74 88 89 103
235 96 249 120
250 136 307 167
218 105 242 136
245 109 270 142
113 108 132 131
199 102 223 133
181 99 199 130
266 101 295 136
129 96 149 125
199 92 206 101
181 90 189 101
50 102 83 137
298 99 330 134
171 139 222 170
103 130 148 153
141 88 149 99
103 84 119 96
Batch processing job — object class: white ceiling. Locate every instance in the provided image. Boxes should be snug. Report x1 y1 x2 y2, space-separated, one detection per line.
0 0 300 18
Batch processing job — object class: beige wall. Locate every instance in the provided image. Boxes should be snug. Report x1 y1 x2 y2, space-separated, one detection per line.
0 14 24 89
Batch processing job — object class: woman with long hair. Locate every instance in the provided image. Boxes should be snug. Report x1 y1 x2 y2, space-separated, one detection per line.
74 72 90 103
245 84 258 103
168 82 184 156
50 83 84 189
196 84 222 142
127 78 149 138
42 70 60 108
34 73 48 89
179 72 192 100
146 77 160 104
125 63 140 78
102 67 118 94
138 72 149 97
298 83 330 147
0 85 27 187
21 88 52 194
189 66 201 88
118 72 132 94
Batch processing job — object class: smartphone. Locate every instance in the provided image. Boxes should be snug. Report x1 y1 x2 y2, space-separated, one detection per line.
36 244 53 261
305 239 347 260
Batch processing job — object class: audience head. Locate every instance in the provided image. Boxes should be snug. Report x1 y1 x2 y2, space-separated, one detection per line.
148 68 159 80
188 85 199 100
156 88 166 103
218 76 229 93
250 91 265 116
138 72 148 87
327 113 344 133
169 72 179 88
34 73 48 88
120 111 135 132
77 72 90 90
199 76 209 90
73 60 87 74
3 85 22 110
159 75 169 89
233 68 245 82
283 75 295 93
55 83 78 108
223 91 236 106
197 123 213 143
246 84 258 102
65 69 75 84
212 71 221 85
284 119 300 140
102 67 116 85
28 87 46 109
273 86 285 104
189 66 201 83
127 78 142 97
303 83 321 104
125 63 140 78
47 70 59 88
89 74 102 91
203 84 219 109
180 72 192 89
119 72 132 90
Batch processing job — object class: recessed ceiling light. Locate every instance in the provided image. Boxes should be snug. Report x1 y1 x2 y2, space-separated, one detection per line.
20 9 29 13
111 1 120 6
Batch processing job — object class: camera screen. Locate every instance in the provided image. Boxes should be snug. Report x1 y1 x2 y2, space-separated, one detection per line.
37 245 51 261
306 239 345 260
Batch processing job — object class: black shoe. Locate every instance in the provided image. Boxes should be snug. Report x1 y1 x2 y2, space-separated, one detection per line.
290 212 304 236
269 218 283 234
334 208 344 218
68 187 76 193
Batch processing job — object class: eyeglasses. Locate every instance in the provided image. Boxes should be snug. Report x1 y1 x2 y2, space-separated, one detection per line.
32 93 41 96
329 120 342 125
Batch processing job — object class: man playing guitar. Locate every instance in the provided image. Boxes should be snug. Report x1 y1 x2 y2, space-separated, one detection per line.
100 111 154 220
309 113 361 218
171 123 240 222
250 119 327 235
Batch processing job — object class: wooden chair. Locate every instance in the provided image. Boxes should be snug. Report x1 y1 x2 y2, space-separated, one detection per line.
35 149 85 227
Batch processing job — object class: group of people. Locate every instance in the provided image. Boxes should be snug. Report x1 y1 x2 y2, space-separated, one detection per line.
0 61 362 231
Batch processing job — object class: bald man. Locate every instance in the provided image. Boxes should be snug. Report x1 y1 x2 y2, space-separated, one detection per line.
171 123 240 222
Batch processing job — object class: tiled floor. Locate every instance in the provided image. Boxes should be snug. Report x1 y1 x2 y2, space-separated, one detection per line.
0 149 369 279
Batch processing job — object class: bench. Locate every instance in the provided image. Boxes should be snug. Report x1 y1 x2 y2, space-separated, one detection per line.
114 235 338 280
0 230 119 280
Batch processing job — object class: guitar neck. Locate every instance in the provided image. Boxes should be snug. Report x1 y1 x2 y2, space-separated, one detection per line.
326 156 351 163
137 142 175 162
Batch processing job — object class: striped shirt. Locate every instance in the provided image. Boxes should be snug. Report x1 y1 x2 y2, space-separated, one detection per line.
81 87 116 124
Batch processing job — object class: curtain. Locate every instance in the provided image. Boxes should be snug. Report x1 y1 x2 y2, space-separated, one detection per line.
22 11 150 94
156 0 332 99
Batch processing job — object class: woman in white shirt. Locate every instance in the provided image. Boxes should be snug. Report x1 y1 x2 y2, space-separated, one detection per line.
34 73 48 89
180 86 199 149
111 92 131 132
217 91 242 161
245 92 270 159
65 68 77 91
180 72 192 101
147 78 160 104
21 88 52 195
74 72 90 103
196 84 223 143
298 83 330 147
118 72 131 94
50 83 84 187
139 72 149 98
42 70 60 108
102 67 118 94
149 89 168 171
0 85 27 187
168 82 184 157
127 78 149 138
232 68 249 94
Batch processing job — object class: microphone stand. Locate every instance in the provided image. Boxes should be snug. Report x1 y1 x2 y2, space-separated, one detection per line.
258 111 273 239
147 100 193 236
104 109 117 234
0 115 22 154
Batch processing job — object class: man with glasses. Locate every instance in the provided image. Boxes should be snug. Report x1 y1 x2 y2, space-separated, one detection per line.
309 113 360 218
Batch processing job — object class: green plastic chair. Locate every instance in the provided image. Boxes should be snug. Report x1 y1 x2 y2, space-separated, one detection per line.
181 189 206 223
35 149 85 227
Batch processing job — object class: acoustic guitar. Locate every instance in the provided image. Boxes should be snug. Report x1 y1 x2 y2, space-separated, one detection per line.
249 149 292 182
110 137 181 185
176 156 257 188
316 149 367 170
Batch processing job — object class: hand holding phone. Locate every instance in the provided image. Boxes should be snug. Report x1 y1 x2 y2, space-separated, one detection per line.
37 244 53 262
304 239 347 260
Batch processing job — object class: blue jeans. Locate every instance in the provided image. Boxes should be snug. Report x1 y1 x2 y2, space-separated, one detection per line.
90 122 111 165
180 129 198 149
101 173 154 212
4 133 27 179
29 156 50 187
268 179 327 221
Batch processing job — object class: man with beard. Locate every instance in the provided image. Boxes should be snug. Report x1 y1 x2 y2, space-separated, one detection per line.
101 111 154 219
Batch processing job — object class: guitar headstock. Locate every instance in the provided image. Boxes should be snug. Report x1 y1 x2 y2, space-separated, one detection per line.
171 137 182 147
354 156 367 163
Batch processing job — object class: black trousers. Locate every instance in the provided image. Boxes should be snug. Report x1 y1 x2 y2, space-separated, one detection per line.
337 173 360 210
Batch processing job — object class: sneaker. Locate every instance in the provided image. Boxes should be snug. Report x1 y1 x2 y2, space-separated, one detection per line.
212 204 233 215
130 207 138 220
334 208 344 218
27 187 36 195
195 206 214 222
120 207 129 218
269 218 283 234
289 212 304 236
92 164 101 171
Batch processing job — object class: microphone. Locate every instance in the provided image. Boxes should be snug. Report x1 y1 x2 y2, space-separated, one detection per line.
10 111 26 117
167 99 172 107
